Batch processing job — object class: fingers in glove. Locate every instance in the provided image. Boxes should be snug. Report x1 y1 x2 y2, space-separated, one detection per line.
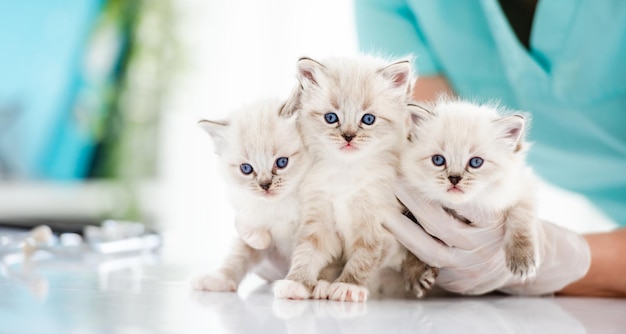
396 180 503 250
385 212 457 267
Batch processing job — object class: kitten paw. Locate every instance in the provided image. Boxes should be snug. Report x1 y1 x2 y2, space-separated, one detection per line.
406 266 439 298
240 229 272 250
505 242 539 282
312 280 331 299
191 274 237 292
402 253 438 298
273 279 311 300
327 282 369 302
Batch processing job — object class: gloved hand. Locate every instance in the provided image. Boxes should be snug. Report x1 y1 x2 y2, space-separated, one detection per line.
388 181 591 295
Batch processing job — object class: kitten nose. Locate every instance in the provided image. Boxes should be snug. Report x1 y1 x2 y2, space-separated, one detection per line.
259 181 272 191
448 175 462 185
342 133 355 143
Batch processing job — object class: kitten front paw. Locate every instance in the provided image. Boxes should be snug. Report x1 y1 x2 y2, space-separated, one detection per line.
505 238 539 281
327 282 369 302
240 229 272 250
191 274 237 292
273 279 311 300
312 280 331 299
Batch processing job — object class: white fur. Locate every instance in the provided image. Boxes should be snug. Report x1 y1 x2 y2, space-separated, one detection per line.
275 55 419 301
193 98 311 291
403 98 541 279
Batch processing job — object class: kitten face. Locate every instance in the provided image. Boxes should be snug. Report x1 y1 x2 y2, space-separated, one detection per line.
199 99 307 200
287 56 414 160
403 100 526 206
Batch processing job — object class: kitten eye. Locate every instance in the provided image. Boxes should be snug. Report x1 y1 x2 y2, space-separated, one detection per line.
361 113 376 125
469 157 484 168
240 163 254 175
275 157 289 169
324 112 338 124
431 155 446 167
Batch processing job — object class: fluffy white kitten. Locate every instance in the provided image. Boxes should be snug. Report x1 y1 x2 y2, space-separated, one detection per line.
192 98 311 291
402 98 541 279
274 56 437 302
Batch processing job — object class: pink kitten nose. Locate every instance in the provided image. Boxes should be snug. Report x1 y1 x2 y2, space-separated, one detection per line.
448 175 462 185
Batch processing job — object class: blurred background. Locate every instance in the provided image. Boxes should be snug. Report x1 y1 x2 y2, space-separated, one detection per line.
0 0 615 266
0 0 170 222
0 0 358 266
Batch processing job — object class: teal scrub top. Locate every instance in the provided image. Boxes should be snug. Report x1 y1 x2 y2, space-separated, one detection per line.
355 0 626 226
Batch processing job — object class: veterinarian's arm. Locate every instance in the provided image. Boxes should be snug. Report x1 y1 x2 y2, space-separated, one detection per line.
411 75 455 102
557 228 626 297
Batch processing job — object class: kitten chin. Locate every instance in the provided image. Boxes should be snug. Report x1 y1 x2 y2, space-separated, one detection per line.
193 98 310 292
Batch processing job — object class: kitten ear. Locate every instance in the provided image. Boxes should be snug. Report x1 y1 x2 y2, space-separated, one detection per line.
198 119 229 155
407 103 432 125
297 57 325 89
279 84 301 117
406 103 433 141
494 114 526 152
379 60 413 94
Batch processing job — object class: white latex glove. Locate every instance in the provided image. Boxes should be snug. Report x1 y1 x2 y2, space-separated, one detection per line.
389 182 591 295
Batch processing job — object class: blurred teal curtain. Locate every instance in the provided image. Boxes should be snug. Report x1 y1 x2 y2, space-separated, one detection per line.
0 0 107 180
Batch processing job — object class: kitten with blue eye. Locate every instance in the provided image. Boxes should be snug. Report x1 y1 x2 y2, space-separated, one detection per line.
273 56 438 302
191 98 311 291
401 98 541 281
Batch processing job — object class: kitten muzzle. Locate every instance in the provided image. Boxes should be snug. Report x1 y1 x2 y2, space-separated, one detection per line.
342 133 355 143
340 143 357 151
448 175 462 185
259 181 272 191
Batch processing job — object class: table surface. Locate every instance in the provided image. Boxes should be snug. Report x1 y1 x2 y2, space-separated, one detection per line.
2 228 625 334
